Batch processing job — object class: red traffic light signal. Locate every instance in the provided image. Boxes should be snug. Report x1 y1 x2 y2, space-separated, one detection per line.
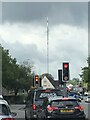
63 62 69 81
64 63 68 69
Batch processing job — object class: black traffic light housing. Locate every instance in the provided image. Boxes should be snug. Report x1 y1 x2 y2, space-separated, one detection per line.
35 75 39 85
63 62 69 82
34 75 42 87
58 69 63 85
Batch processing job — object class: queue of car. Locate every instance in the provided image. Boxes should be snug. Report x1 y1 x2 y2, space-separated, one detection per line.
25 87 63 119
0 87 88 120
24 87 86 120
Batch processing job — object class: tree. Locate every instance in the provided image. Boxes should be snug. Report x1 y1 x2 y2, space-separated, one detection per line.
69 78 80 86
81 67 88 83
80 56 90 90
2 46 34 95
17 64 34 92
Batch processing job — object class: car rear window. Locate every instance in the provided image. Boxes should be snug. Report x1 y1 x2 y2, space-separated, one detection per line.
35 98 45 106
51 100 79 108
35 89 62 100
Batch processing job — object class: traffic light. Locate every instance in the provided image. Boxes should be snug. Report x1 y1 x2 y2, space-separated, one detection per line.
39 77 42 87
58 69 62 85
63 62 69 82
35 75 39 85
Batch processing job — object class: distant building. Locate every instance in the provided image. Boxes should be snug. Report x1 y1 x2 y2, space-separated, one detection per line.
41 73 59 89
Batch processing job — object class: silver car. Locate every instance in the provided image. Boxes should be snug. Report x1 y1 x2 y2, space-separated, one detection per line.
0 99 17 120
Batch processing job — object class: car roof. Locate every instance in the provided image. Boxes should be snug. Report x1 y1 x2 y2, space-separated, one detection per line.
0 99 9 106
29 88 61 92
48 96 77 102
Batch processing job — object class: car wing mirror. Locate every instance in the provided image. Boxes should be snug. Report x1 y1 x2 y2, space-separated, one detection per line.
11 112 17 117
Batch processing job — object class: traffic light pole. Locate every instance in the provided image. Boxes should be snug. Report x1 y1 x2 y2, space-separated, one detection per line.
63 82 67 97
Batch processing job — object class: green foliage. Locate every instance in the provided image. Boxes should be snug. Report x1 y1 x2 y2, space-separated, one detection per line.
80 56 90 90
69 78 80 86
81 67 88 83
2 46 34 95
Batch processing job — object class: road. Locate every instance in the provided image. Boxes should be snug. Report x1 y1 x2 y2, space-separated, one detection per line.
10 98 90 120
81 97 90 120
10 104 25 119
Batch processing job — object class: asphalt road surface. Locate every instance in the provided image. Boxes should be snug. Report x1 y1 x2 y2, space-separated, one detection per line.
10 104 25 119
10 98 90 120
81 97 90 120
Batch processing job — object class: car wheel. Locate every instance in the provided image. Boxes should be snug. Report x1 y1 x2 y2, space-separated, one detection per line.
79 117 86 120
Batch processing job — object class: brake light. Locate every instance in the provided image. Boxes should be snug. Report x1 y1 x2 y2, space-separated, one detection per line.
2 118 14 120
32 104 36 110
47 105 58 113
75 106 84 111
47 105 53 112
45 90 51 92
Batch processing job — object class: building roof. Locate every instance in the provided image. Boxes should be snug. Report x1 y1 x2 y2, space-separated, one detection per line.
42 73 59 88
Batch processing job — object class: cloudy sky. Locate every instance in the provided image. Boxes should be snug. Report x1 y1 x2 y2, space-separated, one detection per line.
0 2 88 80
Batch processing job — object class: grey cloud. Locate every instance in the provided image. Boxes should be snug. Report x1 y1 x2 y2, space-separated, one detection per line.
2 2 51 23
1 40 47 64
55 41 88 61
2 2 88 27
1 35 88 79
49 40 88 72
0 2 2 24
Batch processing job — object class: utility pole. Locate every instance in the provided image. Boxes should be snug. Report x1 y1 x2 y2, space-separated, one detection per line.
47 17 49 73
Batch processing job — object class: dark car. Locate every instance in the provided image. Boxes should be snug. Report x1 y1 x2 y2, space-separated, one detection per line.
37 96 86 120
25 87 62 120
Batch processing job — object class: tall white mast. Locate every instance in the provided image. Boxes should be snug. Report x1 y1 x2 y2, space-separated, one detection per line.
47 17 49 73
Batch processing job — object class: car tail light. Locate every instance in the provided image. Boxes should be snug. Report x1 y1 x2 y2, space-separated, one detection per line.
47 105 58 113
45 90 51 92
75 106 84 111
2 118 14 120
32 104 36 110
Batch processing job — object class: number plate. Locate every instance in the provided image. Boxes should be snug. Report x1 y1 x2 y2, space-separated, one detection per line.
60 110 74 113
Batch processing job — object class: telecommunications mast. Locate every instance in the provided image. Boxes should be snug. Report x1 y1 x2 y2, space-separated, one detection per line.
47 17 49 73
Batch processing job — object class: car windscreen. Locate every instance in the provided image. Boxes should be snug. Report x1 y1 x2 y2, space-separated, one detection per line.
51 100 79 108
35 89 62 100
0 104 11 115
